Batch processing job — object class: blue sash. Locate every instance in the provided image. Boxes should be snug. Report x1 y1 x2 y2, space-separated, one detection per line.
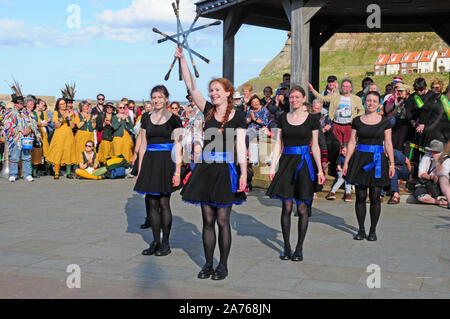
356 144 384 178
283 146 315 182
203 151 239 193
146 143 174 152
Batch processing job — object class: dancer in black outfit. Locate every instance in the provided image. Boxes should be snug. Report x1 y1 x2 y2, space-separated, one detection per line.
343 91 395 241
267 86 326 262
175 47 247 281
134 85 183 256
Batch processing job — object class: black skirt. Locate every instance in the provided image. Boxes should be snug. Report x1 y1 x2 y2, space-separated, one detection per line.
266 154 315 204
181 162 247 208
345 150 390 187
134 151 177 196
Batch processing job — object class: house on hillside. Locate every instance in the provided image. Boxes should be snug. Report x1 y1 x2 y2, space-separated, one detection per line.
399 51 422 74
418 50 438 73
386 53 403 75
436 49 450 72
374 54 390 76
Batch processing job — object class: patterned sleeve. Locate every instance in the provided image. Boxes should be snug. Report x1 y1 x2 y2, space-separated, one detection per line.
261 108 269 127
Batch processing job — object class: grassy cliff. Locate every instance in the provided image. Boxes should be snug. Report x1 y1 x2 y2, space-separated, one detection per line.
240 32 449 95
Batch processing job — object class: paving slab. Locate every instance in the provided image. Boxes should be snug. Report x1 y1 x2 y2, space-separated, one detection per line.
0 177 448 298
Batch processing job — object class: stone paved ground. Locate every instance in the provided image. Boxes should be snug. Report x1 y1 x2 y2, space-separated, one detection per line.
0 177 449 299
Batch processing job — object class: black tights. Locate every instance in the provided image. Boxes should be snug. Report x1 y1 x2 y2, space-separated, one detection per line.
355 186 382 234
145 195 172 245
201 205 232 268
281 201 309 252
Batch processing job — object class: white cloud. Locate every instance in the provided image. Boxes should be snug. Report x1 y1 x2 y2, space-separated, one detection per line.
96 0 197 28
0 19 152 47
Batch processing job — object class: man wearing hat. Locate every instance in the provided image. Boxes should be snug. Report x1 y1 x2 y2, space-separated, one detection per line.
413 140 448 207
2 92 40 182
320 75 338 115
233 91 245 114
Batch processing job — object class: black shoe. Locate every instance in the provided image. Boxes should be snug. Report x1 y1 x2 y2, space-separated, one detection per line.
291 249 303 262
66 174 74 179
140 218 152 229
367 232 377 241
211 264 228 280
280 246 292 260
155 243 171 256
142 241 159 255
198 264 214 279
353 230 366 241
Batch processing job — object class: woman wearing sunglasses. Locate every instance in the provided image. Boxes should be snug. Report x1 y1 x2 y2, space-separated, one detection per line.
75 140 104 180
111 102 134 164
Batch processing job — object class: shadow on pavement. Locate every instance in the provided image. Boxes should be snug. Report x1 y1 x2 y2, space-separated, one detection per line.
124 194 207 268
231 210 284 254
309 207 359 236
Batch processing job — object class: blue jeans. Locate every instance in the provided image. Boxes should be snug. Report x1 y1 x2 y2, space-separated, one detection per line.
331 171 352 194
390 166 410 193
9 144 32 179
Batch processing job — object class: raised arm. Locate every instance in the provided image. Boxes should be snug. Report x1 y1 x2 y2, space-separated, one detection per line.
175 47 207 112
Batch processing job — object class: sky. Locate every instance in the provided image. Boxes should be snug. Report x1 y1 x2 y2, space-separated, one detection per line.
0 0 287 102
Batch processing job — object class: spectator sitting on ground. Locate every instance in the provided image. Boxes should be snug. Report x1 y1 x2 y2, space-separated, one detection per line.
437 142 450 209
326 143 353 202
75 140 105 180
356 77 374 98
413 140 448 207
308 79 365 145
386 149 412 205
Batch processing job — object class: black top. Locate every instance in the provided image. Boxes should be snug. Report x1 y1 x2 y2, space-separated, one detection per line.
203 102 247 150
351 116 392 145
277 112 320 147
141 112 182 145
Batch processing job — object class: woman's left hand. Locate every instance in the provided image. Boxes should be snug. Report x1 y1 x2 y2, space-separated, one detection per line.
318 174 326 185
238 176 247 192
389 166 396 179
172 175 181 187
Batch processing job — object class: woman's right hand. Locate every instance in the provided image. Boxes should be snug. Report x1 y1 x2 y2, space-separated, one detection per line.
342 163 348 176
175 46 184 60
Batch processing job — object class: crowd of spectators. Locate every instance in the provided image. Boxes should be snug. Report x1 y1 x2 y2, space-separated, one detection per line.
1 74 449 209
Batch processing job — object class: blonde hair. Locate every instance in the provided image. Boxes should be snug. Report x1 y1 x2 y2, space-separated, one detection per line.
242 83 253 92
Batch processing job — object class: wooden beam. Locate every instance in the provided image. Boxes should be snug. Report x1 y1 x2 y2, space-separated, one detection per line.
281 0 292 24
223 6 245 40
282 0 327 26
430 23 450 46
223 8 245 84
303 0 328 24
309 19 321 95
291 0 309 90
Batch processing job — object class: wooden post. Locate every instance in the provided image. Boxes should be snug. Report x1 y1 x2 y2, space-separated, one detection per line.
291 0 309 90
223 8 244 84
309 19 320 98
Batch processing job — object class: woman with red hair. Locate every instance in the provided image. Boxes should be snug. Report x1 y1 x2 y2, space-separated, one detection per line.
176 47 247 281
